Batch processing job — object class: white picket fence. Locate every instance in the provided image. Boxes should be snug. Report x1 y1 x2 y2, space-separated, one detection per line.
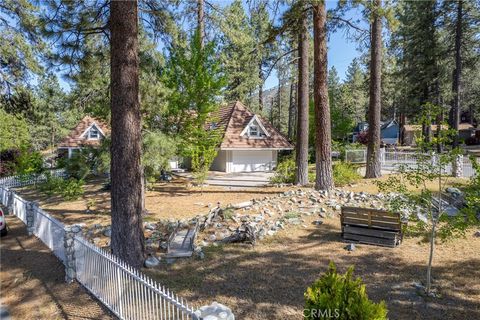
0 169 67 188
74 236 198 319
345 149 478 178
0 176 203 320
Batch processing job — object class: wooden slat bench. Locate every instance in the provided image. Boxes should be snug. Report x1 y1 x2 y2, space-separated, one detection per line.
341 206 404 247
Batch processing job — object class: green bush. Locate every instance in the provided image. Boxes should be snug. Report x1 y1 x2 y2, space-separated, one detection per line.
270 156 296 184
304 262 387 320
16 150 44 176
38 172 84 200
333 162 361 186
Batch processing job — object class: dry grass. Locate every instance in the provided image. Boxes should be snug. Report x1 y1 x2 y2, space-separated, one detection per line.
145 216 480 320
10 173 479 319
15 176 290 226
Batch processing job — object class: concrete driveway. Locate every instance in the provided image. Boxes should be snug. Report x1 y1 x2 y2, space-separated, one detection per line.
205 171 274 188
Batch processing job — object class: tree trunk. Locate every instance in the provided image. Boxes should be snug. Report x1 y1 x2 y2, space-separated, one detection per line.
258 67 264 111
197 0 205 49
365 0 382 179
295 4 309 186
288 81 296 140
277 77 282 131
451 0 463 148
313 1 334 191
110 0 145 268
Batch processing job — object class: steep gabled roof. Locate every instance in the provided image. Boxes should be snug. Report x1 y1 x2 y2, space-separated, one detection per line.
215 101 293 150
58 116 110 148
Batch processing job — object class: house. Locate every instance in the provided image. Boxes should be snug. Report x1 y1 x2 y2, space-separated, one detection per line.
58 116 109 158
350 120 399 145
59 103 293 173
380 120 400 145
401 124 449 146
209 101 293 173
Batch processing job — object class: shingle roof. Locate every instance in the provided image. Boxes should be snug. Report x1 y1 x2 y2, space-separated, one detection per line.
58 116 110 148
216 101 293 150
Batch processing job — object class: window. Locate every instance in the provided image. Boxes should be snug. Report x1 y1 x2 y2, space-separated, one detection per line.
249 125 258 137
88 127 99 139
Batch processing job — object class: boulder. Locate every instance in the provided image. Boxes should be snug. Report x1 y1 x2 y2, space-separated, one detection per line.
144 255 160 268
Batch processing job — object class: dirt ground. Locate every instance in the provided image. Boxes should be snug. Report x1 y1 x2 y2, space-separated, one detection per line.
15 176 289 226
0 217 114 320
10 174 479 319
145 216 480 320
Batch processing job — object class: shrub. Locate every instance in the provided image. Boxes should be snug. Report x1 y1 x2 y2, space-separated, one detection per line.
304 262 388 320
16 150 44 176
333 162 361 186
270 156 296 184
38 173 84 200
61 178 85 200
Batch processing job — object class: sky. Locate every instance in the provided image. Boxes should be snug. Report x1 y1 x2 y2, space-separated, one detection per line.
50 0 364 92
261 0 364 90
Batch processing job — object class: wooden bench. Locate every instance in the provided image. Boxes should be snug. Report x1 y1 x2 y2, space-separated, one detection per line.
340 206 404 247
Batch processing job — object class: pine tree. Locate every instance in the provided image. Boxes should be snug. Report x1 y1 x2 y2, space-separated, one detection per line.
295 1 309 186
110 0 145 268
313 0 333 191
365 0 383 179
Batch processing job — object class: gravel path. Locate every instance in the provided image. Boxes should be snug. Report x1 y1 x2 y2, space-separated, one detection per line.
0 216 115 320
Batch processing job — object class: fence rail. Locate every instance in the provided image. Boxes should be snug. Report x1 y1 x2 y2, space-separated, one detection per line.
75 236 198 320
0 175 207 320
0 169 66 188
345 149 478 178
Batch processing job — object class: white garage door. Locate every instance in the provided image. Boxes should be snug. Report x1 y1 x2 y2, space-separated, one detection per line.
231 150 274 173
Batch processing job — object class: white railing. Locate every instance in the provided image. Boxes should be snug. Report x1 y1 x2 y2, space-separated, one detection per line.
33 207 66 263
12 193 28 224
0 179 207 320
0 169 67 188
345 149 477 178
345 149 367 163
75 236 199 320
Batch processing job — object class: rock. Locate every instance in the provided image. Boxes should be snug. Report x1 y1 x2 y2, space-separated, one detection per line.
144 256 160 268
344 243 356 251
209 234 217 241
334 205 341 211
231 201 253 209
71 225 82 233
195 302 234 320
446 187 463 197
145 223 156 230
313 220 323 226
267 230 276 236
103 228 112 237
474 230 480 238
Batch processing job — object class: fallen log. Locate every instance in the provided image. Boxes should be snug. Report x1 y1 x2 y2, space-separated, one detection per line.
221 223 257 245
200 206 221 231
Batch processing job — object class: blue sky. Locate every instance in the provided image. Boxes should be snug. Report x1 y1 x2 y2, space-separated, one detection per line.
262 0 364 90
52 0 363 91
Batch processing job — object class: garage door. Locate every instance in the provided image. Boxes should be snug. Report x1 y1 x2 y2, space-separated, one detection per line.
231 150 273 173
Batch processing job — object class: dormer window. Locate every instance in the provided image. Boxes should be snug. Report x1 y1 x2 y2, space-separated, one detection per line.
88 127 100 140
249 125 259 137
241 115 270 139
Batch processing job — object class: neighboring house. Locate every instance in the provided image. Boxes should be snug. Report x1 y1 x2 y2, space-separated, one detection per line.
380 120 400 145
210 101 293 173
60 103 293 173
350 120 399 145
58 116 109 158
401 124 449 146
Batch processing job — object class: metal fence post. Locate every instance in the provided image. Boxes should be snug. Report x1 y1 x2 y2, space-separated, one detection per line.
64 224 82 283
452 154 464 178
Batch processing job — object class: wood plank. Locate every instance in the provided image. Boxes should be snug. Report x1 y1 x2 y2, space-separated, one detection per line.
343 225 399 239
343 217 400 230
342 212 400 223
343 233 398 247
